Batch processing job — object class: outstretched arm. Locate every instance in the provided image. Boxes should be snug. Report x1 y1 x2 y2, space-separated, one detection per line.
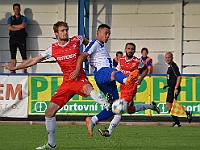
136 67 148 85
82 36 89 46
70 52 89 80
2 55 45 71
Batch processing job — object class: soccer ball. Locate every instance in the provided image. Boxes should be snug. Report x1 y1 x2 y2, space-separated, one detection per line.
112 99 128 114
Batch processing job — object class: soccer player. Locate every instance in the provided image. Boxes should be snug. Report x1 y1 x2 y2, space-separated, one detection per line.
2 21 112 149
70 24 147 137
98 43 160 137
163 52 192 127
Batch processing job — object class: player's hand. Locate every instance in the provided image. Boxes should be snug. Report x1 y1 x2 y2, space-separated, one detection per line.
2 64 15 71
174 89 178 97
70 69 79 80
136 79 141 85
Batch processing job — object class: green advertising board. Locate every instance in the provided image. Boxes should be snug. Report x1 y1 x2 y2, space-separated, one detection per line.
28 76 200 116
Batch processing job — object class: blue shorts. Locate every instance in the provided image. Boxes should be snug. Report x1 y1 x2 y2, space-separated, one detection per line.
94 67 119 100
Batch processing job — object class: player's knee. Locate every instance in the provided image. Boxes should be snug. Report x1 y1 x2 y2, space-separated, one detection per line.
127 106 135 114
166 103 171 111
45 108 55 118
83 84 93 95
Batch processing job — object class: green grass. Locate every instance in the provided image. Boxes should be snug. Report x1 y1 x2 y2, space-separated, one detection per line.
0 124 200 150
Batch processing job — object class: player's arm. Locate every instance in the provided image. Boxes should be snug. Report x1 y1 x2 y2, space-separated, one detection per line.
137 67 148 85
70 52 89 80
14 16 27 29
163 84 168 90
136 61 148 85
7 24 20 31
82 36 89 46
147 59 153 74
7 17 19 31
2 55 45 71
14 22 27 29
175 76 182 89
147 65 152 74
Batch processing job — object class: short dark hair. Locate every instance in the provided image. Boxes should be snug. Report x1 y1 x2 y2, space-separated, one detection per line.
141 47 148 54
97 24 111 30
13 3 20 9
116 51 123 56
125 42 136 50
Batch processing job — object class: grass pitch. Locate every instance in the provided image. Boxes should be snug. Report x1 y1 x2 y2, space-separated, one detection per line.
0 123 199 150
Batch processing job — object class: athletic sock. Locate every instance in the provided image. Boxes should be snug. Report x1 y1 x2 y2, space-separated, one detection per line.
90 90 105 105
108 114 121 135
45 117 56 147
114 71 127 84
91 115 98 125
171 115 180 125
169 110 180 125
96 109 115 121
135 104 153 112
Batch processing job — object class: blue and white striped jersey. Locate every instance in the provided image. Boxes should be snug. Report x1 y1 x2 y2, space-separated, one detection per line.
84 40 112 72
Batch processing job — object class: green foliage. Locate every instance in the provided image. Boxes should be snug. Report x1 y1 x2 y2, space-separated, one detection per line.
0 124 199 150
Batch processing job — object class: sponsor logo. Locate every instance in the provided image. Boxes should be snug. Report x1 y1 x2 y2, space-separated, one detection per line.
57 53 77 61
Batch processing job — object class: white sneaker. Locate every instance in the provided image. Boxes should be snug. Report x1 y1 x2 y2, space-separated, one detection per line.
36 143 56 149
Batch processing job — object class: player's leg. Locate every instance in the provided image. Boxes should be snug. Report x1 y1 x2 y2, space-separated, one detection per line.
120 84 160 114
18 41 28 73
166 89 181 127
83 83 112 110
36 83 72 149
111 69 140 86
96 67 133 85
98 114 121 137
9 42 17 73
36 102 60 149
86 83 118 136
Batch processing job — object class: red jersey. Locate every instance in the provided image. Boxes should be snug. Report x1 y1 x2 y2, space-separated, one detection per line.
117 56 143 76
117 56 146 102
41 36 86 81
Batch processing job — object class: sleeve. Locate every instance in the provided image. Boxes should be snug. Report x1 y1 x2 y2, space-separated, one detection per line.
147 59 152 66
84 40 97 55
40 46 52 59
171 63 181 77
77 35 83 45
7 17 11 24
22 16 27 23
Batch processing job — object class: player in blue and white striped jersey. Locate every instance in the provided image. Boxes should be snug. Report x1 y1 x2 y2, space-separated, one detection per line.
70 24 136 136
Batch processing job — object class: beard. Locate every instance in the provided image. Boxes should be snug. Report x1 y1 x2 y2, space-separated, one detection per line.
126 52 134 59
59 37 68 41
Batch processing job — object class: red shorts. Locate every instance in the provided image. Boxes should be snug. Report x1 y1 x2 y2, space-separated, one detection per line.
50 76 91 107
120 83 137 103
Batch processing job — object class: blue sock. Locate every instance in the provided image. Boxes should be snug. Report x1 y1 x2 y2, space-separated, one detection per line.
114 71 126 84
96 109 115 121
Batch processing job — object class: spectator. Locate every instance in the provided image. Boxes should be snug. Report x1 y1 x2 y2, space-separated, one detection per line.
141 47 153 74
113 51 123 68
7 3 28 73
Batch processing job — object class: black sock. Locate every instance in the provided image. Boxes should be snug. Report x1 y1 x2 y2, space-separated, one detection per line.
171 115 180 125
169 110 180 125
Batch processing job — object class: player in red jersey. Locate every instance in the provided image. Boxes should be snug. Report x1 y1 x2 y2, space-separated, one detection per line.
98 42 160 137
2 21 111 149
